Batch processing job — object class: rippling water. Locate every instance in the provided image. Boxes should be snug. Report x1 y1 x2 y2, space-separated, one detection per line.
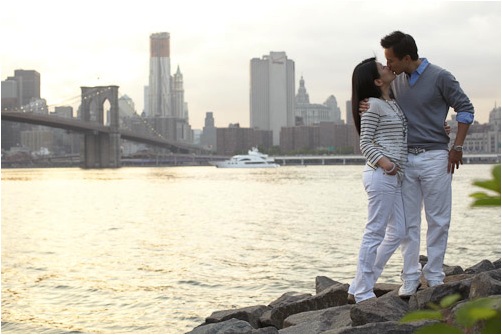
2 165 500 333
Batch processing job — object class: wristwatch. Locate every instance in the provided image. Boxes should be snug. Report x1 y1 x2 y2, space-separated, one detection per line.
453 145 464 152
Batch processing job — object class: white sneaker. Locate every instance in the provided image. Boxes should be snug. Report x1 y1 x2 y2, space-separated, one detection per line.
398 280 421 297
428 280 444 287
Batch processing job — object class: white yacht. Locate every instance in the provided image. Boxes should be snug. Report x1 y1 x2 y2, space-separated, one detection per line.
210 147 279 168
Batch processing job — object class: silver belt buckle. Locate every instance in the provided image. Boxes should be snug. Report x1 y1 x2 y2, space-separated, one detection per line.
408 147 426 155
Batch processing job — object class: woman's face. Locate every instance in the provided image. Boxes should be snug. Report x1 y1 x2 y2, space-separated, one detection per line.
376 62 396 83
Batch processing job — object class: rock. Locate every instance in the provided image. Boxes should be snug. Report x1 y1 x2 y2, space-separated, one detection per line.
326 320 438 334
268 292 313 309
252 326 279 334
373 283 399 297
260 284 349 329
280 305 352 333
205 305 271 329
465 259 495 274
444 273 475 284
444 265 464 276
409 279 472 310
260 292 313 328
493 259 501 269
189 258 501 334
350 291 409 326
315 276 343 294
469 269 501 299
187 318 255 334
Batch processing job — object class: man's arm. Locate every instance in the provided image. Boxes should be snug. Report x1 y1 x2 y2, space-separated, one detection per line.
448 122 470 174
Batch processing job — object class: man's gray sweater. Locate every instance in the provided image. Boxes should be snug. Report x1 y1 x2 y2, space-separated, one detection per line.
391 63 474 150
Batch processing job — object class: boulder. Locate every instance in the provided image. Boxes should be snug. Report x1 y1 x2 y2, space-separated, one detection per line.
187 318 255 334
260 284 349 329
444 265 464 276
373 283 399 297
187 258 501 334
315 276 343 294
280 305 352 333
465 259 495 274
350 291 409 326
205 305 271 329
469 269 501 299
326 320 438 334
409 279 472 310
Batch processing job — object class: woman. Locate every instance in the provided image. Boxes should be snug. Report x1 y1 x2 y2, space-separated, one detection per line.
348 57 408 303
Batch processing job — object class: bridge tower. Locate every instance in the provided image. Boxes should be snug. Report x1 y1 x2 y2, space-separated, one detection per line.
80 86 121 168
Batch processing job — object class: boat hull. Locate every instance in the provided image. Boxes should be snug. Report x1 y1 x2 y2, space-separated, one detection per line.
210 161 279 168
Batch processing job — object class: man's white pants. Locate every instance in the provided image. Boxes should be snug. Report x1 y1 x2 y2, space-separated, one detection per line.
400 150 452 283
349 165 405 303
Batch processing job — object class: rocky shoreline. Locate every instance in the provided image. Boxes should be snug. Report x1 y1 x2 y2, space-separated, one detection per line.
187 256 501 334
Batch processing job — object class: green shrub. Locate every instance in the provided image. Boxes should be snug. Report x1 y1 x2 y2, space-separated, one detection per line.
401 294 501 333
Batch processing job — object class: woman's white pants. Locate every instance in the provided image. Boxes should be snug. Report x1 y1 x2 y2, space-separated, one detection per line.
349 165 405 303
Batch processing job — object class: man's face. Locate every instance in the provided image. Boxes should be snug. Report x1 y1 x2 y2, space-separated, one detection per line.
384 48 407 75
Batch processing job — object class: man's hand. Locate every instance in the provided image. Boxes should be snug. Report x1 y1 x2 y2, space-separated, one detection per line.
359 98 370 114
448 149 463 174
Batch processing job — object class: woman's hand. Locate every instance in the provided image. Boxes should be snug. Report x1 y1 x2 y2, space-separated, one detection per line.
444 121 451 135
378 157 398 175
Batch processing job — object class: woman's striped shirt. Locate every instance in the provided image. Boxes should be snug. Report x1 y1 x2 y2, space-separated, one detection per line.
360 97 408 177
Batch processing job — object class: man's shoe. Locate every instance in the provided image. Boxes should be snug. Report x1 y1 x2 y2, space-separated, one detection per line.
428 280 444 287
398 280 421 297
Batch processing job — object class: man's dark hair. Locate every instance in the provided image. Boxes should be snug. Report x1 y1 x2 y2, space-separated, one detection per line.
380 31 419 61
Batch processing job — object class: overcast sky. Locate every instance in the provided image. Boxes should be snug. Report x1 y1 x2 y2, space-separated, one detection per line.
1 0 500 129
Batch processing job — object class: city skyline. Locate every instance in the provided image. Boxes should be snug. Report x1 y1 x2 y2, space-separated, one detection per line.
1 0 500 129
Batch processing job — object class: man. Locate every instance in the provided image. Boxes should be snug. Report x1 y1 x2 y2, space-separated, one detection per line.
379 31 474 297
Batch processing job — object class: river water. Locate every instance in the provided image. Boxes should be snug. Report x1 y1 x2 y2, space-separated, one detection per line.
1 164 500 333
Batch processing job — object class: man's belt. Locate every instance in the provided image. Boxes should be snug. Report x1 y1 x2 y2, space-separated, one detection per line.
408 147 427 155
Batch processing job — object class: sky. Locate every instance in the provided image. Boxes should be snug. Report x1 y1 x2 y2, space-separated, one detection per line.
1 0 500 129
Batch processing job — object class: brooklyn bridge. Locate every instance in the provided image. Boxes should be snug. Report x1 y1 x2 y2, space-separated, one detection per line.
1 85 210 168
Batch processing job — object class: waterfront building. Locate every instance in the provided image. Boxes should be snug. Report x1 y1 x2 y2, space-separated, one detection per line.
216 125 273 156
280 122 359 154
294 76 342 125
280 126 320 152
448 105 501 154
250 52 295 145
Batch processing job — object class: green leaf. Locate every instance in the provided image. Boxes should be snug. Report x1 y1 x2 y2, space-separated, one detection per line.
471 197 501 206
470 165 501 207
472 180 500 193
482 309 501 334
400 310 443 323
440 293 462 308
455 297 501 327
415 323 464 334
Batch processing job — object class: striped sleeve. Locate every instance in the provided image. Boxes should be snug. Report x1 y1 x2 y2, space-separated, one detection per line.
360 103 384 167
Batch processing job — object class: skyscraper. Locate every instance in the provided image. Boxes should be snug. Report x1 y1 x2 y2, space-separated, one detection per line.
250 52 295 145
172 66 185 119
147 32 171 117
2 70 41 108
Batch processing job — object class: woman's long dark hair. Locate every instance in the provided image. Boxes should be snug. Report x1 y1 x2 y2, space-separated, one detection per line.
351 57 381 135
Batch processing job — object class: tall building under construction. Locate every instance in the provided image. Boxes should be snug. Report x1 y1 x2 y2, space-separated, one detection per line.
146 32 171 117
